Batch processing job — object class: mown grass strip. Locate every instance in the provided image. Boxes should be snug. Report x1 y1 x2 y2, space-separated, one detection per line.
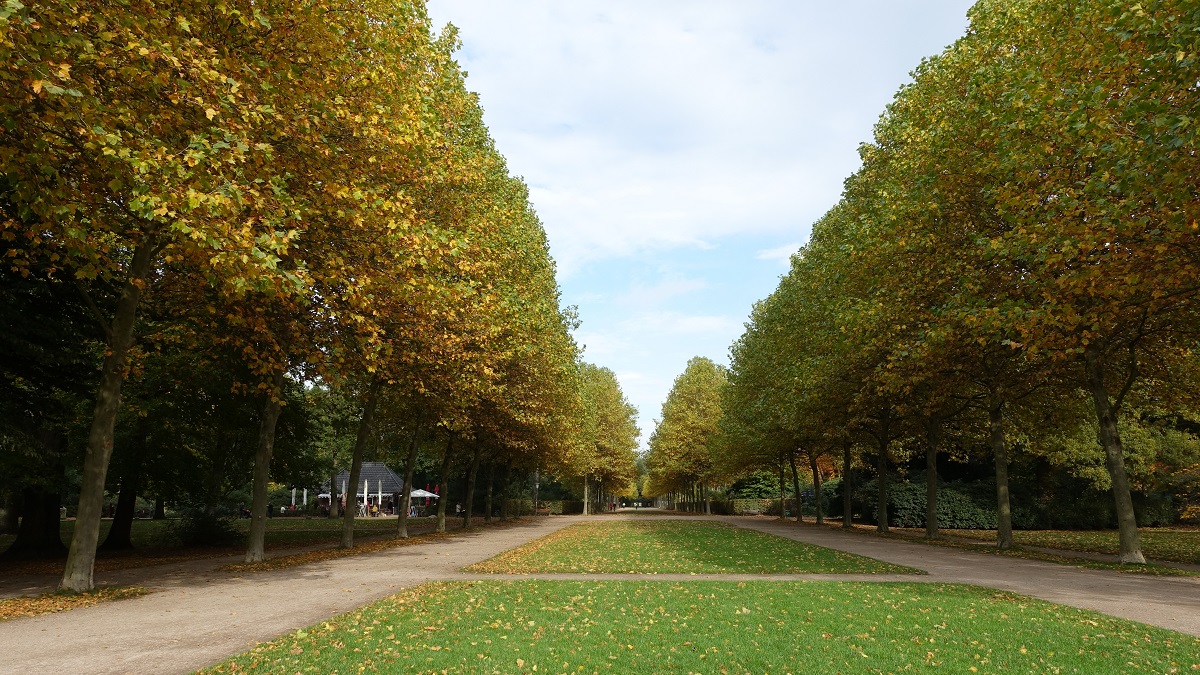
0 585 148 621
938 527 1200 566
467 520 916 574
832 523 1200 576
199 580 1200 674
222 518 530 574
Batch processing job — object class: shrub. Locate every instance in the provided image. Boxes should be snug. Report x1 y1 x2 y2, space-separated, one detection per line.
167 505 240 547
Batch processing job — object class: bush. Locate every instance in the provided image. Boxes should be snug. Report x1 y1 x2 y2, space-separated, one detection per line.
167 505 241 547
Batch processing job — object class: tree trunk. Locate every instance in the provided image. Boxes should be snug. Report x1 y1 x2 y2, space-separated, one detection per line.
875 407 893 533
152 496 165 520
245 370 287 563
1084 344 1145 563
788 450 803 523
396 421 423 538
484 462 495 524
463 447 481 527
777 457 786 520
436 436 454 533
925 414 942 539
99 472 139 551
1 491 19 534
4 487 66 559
809 452 824 525
582 477 590 516
328 469 340 519
61 241 155 592
989 392 1013 550
500 461 512 520
842 437 852 528
340 378 382 549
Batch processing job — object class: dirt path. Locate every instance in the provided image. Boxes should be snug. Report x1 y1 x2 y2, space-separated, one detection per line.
3 513 1199 674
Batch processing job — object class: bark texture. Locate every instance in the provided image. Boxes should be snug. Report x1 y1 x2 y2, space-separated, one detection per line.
245 371 286 563
925 415 942 539
989 393 1013 550
61 242 154 592
1084 345 1145 563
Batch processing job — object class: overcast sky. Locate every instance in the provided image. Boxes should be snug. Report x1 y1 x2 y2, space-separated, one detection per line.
426 1 978 448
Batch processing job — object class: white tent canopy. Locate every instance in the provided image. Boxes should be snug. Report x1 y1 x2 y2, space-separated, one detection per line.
409 489 439 499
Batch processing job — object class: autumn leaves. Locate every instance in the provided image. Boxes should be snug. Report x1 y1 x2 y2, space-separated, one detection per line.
0 1 630 592
722 0 1200 562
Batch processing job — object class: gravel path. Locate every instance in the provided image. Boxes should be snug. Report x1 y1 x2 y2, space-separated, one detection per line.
0 517 582 675
2 513 1198 674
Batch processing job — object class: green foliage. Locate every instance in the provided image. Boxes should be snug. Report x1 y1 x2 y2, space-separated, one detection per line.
646 356 727 496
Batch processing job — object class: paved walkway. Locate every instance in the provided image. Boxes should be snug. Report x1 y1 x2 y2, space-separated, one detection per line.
2 513 1199 674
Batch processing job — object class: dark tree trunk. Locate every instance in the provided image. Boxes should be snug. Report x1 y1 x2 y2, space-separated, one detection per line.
788 450 803 523
925 415 943 539
245 370 287 563
99 472 140 551
809 452 824 525
988 391 1013 550
777 457 786 520
4 487 66 559
463 447 481 527
328 469 340 519
484 462 495 524
436 436 454 533
340 378 382 549
62 241 155 592
842 437 853 528
500 461 512 520
152 496 165 520
875 407 893 533
396 422 423 538
1083 344 1145 563
1 492 19 534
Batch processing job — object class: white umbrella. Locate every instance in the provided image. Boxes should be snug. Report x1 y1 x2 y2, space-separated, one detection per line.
410 489 439 499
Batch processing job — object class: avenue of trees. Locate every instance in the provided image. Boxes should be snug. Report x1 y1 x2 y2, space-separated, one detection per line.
650 0 1200 564
0 0 637 591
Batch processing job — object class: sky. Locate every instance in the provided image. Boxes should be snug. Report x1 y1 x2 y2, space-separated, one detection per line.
425 1 978 448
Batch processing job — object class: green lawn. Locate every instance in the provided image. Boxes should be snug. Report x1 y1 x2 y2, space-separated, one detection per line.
941 528 1200 565
200 580 1200 674
0 515 429 554
466 520 915 574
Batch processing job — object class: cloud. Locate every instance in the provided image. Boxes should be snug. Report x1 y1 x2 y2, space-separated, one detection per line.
427 0 977 448
755 242 802 265
430 1 975 277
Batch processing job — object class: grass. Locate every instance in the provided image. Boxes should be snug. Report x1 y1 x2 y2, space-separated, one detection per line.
223 518 532 574
466 520 916 575
0 516 439 576
827 522 1200 576
200 580 1200 674
0 585 148 621
938 527 1200 565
